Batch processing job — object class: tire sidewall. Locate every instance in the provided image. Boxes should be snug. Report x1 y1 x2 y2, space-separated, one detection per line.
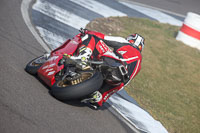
25 55 44 75
50 71 103 100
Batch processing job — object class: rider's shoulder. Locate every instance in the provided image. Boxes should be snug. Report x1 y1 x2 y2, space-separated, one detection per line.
86 31 105 39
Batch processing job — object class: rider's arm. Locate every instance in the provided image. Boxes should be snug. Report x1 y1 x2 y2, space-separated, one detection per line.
104 36 129 43
85 30 105 39
85 30 128 42
84 29 128 42
103 36 130 49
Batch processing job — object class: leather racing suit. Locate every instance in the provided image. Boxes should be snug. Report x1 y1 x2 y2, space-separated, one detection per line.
74 30 142 107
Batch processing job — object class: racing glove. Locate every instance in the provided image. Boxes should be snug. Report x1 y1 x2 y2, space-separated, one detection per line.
70 46 92 70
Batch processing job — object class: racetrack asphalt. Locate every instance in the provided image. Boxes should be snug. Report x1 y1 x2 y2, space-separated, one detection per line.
0 0 134 133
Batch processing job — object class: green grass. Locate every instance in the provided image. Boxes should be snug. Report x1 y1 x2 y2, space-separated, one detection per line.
86 17 200 133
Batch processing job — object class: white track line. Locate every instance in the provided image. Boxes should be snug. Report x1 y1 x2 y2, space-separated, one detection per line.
119 0 185 18
36 26 67 50
33 0 89 29
69 0 127 17
108 94 168 133
120 1 183 26
21 0 51 52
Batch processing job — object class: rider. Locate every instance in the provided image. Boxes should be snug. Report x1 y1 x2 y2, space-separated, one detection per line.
70 28 145 109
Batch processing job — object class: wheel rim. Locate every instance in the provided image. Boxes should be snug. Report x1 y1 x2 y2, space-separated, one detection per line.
30 56 46 66
57 71 94 87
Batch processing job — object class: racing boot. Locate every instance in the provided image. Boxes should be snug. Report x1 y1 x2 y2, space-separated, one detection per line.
81 91 103 109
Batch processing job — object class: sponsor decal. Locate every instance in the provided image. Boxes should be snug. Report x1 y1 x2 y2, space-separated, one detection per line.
45 68 54 72
47 56 59 61
99 45 105 53
42 65 48 70
49 63 56 67
100 40 112 52
47 71 55 76
42 63 56 70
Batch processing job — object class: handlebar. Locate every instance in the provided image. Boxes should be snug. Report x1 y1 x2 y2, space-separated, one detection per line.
79 28 88 35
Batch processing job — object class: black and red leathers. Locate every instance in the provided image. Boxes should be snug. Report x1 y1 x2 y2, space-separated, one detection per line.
78 31 142 106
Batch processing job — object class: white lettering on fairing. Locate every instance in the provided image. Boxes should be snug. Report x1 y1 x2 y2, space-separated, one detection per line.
47 71 55 76
42 63 56 70
48 56 59 61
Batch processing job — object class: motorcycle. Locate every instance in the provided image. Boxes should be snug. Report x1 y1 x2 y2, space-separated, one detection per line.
25 29 128 102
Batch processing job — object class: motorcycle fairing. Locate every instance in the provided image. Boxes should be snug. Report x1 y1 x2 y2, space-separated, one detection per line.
38 36 81 87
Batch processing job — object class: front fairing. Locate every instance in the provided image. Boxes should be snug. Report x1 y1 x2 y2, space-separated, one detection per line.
38 36 81 87
38 54 64 87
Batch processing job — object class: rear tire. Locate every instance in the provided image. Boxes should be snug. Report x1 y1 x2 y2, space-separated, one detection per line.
50 71 103 100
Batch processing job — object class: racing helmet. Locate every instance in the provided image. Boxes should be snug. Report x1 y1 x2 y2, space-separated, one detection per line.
126 34 145 52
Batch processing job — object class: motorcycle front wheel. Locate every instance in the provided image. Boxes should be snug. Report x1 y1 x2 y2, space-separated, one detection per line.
50 71 103 100
25 54 49 75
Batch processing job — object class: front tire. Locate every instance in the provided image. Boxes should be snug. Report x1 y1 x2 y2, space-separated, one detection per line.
25 54 49 75
50 71 103 100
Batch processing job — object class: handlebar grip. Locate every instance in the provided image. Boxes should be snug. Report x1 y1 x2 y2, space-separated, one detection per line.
79 28 89 35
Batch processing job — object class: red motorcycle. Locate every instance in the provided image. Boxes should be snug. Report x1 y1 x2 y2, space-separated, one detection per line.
25 30 128 101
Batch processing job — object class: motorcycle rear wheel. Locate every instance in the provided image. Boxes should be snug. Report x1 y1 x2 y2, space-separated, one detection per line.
25 55 48 75
50 71 103 100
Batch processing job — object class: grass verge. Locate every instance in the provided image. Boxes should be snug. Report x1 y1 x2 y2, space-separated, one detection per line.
86 17 200 133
